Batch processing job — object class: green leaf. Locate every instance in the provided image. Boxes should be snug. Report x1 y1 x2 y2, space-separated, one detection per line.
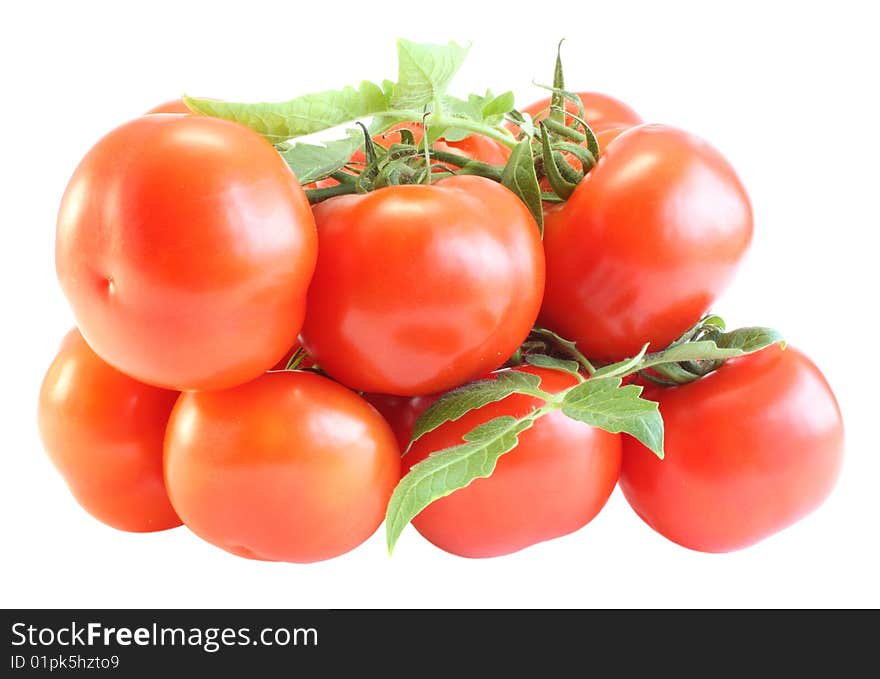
184 81 389 143
481 91 515 122
276 135 361 184
562 378 664 458
525 354 581 376
716 326 786 352
640 328 784 372
591 344 650 379
409 371 544 447
392 39 469 110
501 140 543 234
387 414 539 553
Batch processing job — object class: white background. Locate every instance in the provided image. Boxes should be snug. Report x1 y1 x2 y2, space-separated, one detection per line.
2 1 877 608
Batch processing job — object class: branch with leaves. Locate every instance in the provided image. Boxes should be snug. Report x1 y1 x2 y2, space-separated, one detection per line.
384 317 783 553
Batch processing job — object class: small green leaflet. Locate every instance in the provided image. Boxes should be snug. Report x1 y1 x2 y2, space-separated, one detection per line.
501 140 543 233
387 414 539 553
440 91 515 142
276 136 361 184
524 354 581 376
561 378 664 458
639 327 784 371
591 344 649 379
184 81 390 143
717 326 785 352
408 371 543 448
392 39 469 110
481 91 516 121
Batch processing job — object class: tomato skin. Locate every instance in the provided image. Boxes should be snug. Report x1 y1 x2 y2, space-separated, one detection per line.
404 366 622 558
301 175 545 396
145 99 190 114
620 345 844 553
164 371 400 563
56 115 317 391
540 124 753 361
37 329 181 532
515 91 643 134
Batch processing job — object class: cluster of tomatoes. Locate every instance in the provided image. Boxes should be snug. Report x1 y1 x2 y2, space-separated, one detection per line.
39 83 844 563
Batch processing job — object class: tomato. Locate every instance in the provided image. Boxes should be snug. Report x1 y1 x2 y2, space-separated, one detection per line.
620 345 844 553
540 124 753 361
145 99 190 114
164 371 400 563
37 329 181 532
56 114 317 391
364 393 437 451
515 91 643 134
404 366 622 558
301 175 545 396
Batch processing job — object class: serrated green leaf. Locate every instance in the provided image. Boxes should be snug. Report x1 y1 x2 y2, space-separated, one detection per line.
392 39 469 109
184 81 389 143
409 371 544 447
562 378 664 457
501 139 543 234
387 413 539 553
525 354 581 376
276 135 361 184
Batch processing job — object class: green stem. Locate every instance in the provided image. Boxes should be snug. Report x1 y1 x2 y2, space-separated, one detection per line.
530 327 596 375
427 149 503 181
304 182 357 204
426 114 518 149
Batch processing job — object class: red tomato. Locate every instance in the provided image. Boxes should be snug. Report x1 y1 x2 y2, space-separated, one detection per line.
540 124 753 361
38 329 181 532
301 175 545 396
404 366 622 558
515 91 643 134
364 393 437 451
56 114 317 391
145 99 190 114
620 345 844 552
164 371 400 563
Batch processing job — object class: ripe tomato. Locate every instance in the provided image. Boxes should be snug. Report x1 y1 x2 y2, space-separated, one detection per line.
56 114 317 391
620 345 844 552
37 329 181 532
364 393 437 451
145 99 190 114
164 371 400 563
514 91 643 134
540 124 753 361
301 175 545 396
404 366 622 558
